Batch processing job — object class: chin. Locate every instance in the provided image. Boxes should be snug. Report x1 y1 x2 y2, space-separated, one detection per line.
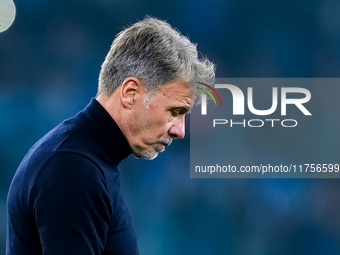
139 145 166 160
139 149 159 160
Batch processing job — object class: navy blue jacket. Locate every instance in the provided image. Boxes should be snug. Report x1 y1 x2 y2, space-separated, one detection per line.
7 99 139 255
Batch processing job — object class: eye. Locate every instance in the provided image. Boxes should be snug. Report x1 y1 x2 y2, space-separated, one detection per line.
168 107 189 117
171 110 180 117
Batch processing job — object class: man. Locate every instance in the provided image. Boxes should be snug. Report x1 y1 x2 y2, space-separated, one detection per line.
6 17 215 254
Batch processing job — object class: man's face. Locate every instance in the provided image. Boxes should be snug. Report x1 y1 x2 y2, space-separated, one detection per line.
127 80 194 160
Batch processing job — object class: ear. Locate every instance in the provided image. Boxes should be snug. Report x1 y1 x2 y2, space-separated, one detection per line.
120 77 144 109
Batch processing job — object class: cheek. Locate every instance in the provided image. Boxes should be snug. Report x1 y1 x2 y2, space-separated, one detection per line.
132 105 172 138
135 113 162 134
147 106 170 127
129 108 150 134
145 114 172 137
149 115 169 131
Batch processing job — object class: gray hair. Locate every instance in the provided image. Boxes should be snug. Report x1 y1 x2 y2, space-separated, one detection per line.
97 17 215 101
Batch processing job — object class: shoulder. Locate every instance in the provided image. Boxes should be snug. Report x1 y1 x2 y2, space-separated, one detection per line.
31 151 107 191
27 151 111 210
26 151 115 224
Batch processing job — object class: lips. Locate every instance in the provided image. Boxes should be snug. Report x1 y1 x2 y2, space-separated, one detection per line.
152 139 172 153
157 138 173 147
160 141 170 147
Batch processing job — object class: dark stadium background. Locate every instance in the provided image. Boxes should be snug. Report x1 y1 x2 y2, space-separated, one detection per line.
1 0 340 254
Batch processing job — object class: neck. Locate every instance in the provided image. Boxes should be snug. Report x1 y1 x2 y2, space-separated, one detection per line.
96 92 131 147
97 93 122 124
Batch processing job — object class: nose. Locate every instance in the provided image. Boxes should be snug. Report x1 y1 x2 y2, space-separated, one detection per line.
168 115 185 139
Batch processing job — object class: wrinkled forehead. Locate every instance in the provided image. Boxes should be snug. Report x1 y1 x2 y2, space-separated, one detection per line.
159 80 191 96
149 79 196 108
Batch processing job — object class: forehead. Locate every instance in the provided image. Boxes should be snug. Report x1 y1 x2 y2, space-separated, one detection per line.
156 80 192 103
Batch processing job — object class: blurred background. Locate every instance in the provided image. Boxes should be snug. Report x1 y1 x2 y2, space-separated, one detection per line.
1 0 340 254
